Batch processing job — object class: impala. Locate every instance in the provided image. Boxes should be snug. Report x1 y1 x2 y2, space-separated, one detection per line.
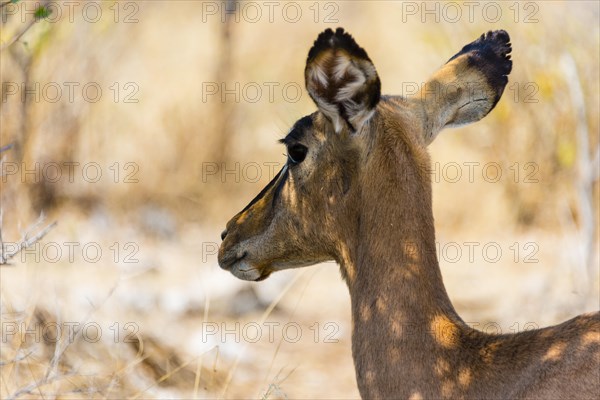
218 28 600 399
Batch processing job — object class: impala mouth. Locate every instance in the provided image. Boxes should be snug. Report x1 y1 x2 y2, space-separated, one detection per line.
219 251 247 269
218 251 271 281
253 270 272 281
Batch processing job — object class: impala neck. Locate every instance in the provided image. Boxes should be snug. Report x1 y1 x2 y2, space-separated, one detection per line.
339 143 472 397
349 209 459 322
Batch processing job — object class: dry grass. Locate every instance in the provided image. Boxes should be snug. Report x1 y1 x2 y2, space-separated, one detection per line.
1 1 599 398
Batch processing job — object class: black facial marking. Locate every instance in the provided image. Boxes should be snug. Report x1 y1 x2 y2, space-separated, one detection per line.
239 167 283 215
235 115 314 216
280 115 313 146
272 166 289 207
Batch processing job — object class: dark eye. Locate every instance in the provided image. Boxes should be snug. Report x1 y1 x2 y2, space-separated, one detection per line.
287 144 308 164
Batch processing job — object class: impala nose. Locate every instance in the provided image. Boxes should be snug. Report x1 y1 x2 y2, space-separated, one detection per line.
220 229 228 241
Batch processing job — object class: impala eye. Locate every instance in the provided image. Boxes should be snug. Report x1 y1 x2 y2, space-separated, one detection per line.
287 144 308 164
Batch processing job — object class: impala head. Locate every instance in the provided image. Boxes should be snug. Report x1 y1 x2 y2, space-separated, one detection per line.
218 28 512 281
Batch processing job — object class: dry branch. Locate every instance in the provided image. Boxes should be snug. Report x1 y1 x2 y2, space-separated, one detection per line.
0 211 57 265
0 0 51 52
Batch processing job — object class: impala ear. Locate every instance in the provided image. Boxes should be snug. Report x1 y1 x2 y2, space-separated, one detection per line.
418 30 512 144
305 28 381 134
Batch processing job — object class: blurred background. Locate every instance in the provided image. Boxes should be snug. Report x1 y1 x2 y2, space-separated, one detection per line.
1 1 598 398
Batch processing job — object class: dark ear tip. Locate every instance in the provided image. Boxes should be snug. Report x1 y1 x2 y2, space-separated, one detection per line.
480 30 512 57
490 29 510 42
307 27 370 63
449 30 512 75
480 30 513 76
448 30 512 67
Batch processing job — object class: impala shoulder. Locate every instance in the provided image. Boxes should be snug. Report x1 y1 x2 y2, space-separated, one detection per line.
538 312 600 353
570 311 600 340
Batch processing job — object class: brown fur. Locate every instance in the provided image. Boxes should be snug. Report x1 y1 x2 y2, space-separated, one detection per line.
218 29 600 399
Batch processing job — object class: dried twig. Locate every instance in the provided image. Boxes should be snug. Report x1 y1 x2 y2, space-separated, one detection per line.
7 371 78 400
0 212 57 265
0 20 35 51
0 0 51 52
0 143 14 153
0 350 33 366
